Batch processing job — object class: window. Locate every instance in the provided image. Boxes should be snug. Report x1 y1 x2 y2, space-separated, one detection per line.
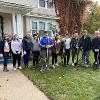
47 0 53 8
47 23 52 37
39 0 45 7
39 22 45 36
32 21 37 34
39 0 53 8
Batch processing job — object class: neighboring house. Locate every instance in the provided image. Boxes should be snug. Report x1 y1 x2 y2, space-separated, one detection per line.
0 0 59 39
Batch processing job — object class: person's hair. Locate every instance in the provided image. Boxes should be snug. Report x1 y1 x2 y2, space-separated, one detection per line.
3 34 10 41
95 31 98 34
33 34 37 37
83 30 88 33
13 34 19 41
44 31 48 34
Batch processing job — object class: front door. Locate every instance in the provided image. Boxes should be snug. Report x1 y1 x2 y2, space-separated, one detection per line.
0 16 3 40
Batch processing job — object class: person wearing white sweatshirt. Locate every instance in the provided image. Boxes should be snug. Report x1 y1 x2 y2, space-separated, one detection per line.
63 33 71 65
11 34 22 70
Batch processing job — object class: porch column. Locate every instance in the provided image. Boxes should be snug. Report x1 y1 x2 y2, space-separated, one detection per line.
12 13 17 35
16 14 23 38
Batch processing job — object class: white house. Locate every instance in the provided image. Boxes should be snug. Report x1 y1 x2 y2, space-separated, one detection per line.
0 0 59 39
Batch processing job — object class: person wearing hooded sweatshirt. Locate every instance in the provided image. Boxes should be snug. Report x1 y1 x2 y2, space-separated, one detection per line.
22 33 32 68
92 31 100 67
63 33 71 65
32 34 40 67
40 31 54 71
51 34 61 68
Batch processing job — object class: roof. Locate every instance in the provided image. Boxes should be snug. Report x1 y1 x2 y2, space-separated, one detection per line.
0 0 33 13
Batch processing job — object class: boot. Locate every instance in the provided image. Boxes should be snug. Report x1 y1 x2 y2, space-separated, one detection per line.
3 66 9 72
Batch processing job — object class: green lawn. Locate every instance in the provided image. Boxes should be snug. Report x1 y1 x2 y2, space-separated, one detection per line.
21 52 100 100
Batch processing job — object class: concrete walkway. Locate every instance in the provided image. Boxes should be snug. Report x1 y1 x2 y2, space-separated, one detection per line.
0 64 49 100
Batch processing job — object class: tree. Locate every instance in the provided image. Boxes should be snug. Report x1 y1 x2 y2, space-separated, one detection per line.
53 0 91 35
84 3 100 34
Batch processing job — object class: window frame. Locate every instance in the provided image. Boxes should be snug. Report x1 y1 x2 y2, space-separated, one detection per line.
38 0 53 9
31 21 38 34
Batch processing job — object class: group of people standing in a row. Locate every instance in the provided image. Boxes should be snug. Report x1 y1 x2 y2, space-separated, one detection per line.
0 30 100 72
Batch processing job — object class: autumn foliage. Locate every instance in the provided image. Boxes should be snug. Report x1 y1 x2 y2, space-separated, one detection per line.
53 0 91 35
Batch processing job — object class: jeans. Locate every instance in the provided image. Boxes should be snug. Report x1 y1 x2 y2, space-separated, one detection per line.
3 52 9 67
12 53 21 67
40 49 47 68
82 50 90 64
64 49 70 65
52 52 57 65
72 48 77 63
23 50 30 67
72 48 80 64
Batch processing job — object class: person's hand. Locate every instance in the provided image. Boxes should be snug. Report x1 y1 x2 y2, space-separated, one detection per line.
23 51 26 54
16 51 18 54
0 54 3 57
46 45 51 49
81 47 83 49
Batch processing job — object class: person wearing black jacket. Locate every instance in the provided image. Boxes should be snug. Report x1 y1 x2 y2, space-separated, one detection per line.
1 34 11 72
22 33 32 68
70 32 80 66
81 30 91 65
92 31 100 66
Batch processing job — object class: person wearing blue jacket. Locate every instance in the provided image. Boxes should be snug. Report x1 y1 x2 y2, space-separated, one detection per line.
92 31 100 67
22 33 32 68
40 31 54 71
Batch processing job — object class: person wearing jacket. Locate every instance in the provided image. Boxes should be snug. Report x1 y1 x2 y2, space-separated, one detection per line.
51 34 61 68
40 31 54 71
63 33 71 65
22 33 32 68
1 34 11 72
70 32 80 66
92 31 100 67
11 34 22 71
81 30 91 65
32 34 40 67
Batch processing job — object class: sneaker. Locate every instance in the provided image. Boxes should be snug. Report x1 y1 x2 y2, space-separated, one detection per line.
46 65 48 68
72 63 74 66
95 62 98 65
13 67 17 71
85 64 89 68
55 63 59 67
18 66 22 70
40 68 44 72
52 65 56 68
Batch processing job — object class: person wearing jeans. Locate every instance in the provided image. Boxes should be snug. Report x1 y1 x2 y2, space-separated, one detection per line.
63 33 71 65
1 34 11 72
81 30 91 65
92 31 100 67
11 34 22 71
22 33 32 68
40 31 54 71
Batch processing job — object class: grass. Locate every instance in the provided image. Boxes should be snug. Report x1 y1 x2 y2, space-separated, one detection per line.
21 52 100 100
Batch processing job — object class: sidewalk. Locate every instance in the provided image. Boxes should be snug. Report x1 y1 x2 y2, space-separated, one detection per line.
0 64 49 100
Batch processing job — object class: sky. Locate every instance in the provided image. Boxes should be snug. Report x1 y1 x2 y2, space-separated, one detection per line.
92 0 100 5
